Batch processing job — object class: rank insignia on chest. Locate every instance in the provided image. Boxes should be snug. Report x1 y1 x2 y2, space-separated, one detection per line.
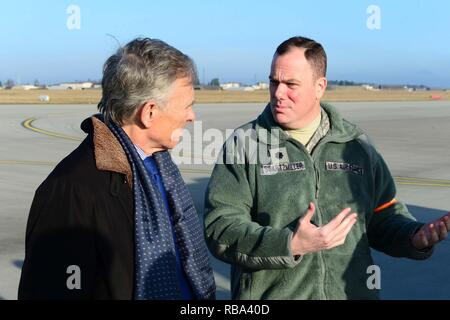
269 147 290 164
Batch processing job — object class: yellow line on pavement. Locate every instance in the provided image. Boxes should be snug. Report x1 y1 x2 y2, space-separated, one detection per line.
0 160 57 166
395 176 450 183
21 117 83 141
396 181 450 188
0 159 212 175
21 116 217 161
16 117 450 187
2 159 450 187
395 177 450 187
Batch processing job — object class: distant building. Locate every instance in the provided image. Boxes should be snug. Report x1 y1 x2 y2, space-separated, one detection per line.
194 85 222 90
48 82 94 90
361 84 380 91
221 86 250 91
219 82 268 91
378 84 430 91
251 82 269 90
11 85 39 90
380 85 408 90
47 85 66 90
220 82 241 90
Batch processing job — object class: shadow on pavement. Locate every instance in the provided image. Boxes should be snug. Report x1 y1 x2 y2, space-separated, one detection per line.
372 204 450 299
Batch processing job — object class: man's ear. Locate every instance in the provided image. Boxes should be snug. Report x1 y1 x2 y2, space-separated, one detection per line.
140 101 158 128
315 77 327 100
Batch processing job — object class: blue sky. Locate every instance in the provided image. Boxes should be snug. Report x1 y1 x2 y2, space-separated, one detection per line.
1 0 449 87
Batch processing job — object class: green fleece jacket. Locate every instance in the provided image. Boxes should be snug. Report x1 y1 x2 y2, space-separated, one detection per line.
204 102 433 300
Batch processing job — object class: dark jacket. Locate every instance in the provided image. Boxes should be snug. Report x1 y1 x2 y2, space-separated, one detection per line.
19 117 136 299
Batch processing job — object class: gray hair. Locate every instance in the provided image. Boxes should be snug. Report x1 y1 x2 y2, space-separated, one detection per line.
98 38 197 125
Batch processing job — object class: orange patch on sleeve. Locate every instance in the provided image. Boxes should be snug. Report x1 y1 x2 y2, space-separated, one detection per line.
374 199 398 213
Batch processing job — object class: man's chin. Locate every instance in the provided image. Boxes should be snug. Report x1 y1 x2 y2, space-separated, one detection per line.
273 114 289 125
164 141 178 150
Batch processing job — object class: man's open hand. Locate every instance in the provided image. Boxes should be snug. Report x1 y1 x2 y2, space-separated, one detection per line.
291 202 358 256
411 212 450 250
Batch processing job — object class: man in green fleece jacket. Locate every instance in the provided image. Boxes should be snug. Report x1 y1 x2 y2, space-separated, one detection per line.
204 36 450 299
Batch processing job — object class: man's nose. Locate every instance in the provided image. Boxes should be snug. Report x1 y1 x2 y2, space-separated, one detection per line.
187 109 196 123
274 83 286 100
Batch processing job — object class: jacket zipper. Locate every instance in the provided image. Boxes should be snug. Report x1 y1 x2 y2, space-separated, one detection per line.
288 138 328 299
311 140 331 300
312 158 327 300
264 119 358 299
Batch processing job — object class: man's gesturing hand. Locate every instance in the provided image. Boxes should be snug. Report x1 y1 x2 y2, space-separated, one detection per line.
291 202 358 256
411 212 450 250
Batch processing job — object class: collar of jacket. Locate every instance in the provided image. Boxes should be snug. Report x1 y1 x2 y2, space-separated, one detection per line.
255 102 363 146
81 116 133 187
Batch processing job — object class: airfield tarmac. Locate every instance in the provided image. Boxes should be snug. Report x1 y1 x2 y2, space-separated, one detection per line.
0 101 449 300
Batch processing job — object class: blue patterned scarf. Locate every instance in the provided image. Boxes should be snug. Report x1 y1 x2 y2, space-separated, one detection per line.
103 117 216 300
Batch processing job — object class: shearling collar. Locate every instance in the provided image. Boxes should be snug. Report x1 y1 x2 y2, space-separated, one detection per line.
81 116 132 186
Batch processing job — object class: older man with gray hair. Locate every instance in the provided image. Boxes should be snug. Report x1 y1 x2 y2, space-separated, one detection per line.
18 38 216 300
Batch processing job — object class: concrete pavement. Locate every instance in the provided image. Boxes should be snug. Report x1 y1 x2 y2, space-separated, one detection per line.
1 101 449 299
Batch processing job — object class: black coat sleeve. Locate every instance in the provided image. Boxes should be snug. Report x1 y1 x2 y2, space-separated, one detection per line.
18 178 97 299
